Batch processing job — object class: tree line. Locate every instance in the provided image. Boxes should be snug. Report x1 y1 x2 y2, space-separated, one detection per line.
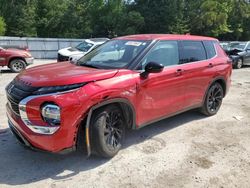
0 0 249 41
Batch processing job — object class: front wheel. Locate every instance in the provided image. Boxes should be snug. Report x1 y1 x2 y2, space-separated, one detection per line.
200 82 224 116
9 59 26 73
91 105 125 158
234 58 243 69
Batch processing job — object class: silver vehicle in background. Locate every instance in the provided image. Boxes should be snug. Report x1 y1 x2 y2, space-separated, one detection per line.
224 41 250 69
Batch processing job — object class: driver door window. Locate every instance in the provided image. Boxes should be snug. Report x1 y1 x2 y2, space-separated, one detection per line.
140 41 179 69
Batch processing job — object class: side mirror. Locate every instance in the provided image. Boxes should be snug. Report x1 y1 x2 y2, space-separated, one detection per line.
140 62 164 78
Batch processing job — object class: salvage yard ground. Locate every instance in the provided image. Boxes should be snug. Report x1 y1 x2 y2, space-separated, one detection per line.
0 60 250 188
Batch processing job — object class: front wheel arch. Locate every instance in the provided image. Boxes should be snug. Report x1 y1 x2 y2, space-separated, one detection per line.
76 98 136 156
8 57 26 67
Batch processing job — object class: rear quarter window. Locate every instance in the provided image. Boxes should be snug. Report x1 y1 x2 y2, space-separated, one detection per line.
203 41 216 59
179 41 206 64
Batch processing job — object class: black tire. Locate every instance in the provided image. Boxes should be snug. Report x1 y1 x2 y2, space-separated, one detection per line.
91 105 125 158
200 82 224 116
234 58 243 69
9 59 26 73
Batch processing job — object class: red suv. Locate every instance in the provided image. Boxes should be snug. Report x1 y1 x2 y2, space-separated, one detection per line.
6 34 231 158
0 46 34 72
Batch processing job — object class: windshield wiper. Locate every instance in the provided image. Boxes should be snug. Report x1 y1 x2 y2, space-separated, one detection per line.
81 64 100 69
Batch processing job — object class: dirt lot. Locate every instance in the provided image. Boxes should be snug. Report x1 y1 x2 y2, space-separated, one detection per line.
0 60 250 188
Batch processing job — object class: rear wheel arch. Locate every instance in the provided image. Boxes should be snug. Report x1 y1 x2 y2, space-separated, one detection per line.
214 78 226 97
202 77 227 106
209 77 226 96
200 81 224 116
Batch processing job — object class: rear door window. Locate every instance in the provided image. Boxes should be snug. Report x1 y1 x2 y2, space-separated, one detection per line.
179 41 206 64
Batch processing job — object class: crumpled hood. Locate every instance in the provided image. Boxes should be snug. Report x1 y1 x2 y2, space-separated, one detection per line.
226 49 246 56
16 62 118 87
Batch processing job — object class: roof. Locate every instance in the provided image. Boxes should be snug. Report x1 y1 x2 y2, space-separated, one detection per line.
115 34 218 41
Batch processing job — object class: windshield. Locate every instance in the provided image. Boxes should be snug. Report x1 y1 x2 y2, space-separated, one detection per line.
75 41 94 52
229 42 247 50
77 39 151 69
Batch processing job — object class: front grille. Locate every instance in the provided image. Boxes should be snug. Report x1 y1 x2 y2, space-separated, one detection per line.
57 53 69 62
7 96 20 115
6 79 38 116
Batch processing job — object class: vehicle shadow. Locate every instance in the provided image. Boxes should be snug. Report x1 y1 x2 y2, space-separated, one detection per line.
0 110 205 185
0 69 16 74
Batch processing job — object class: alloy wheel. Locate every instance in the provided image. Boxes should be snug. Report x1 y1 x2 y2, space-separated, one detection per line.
12 61 24 72
104 111 123 149
207 84 223 113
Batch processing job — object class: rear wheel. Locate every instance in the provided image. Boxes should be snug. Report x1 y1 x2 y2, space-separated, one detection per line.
91 105 125 158
200 82 224 116
9 59 26 73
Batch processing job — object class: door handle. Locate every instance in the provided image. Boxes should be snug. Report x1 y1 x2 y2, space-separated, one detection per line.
175 69 183 76
208 63 213 68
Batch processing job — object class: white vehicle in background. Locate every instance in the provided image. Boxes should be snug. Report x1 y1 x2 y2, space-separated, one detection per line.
219 41 230 51
57 38 109 62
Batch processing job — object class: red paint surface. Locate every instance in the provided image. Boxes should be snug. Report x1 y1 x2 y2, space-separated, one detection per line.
7 34 232 152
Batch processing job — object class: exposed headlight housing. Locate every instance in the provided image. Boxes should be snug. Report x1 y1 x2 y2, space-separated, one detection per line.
33 83 86 95
41 104 61 126
19 101 60 135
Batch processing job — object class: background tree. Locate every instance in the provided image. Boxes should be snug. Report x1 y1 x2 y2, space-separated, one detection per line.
185 0 232 37
0 0 249 40
0 17 6 35
221 0 250 40
36 0 70 38
0 0 37 37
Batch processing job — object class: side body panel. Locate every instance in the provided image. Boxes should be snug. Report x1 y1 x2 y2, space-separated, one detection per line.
135 67 187 126
0 49 8 66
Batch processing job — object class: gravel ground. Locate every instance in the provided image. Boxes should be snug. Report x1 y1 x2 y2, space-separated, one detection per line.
0 60 250 188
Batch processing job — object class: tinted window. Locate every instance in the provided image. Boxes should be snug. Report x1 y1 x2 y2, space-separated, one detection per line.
140 41 179 69
203 41 216 59
179 41 206 64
